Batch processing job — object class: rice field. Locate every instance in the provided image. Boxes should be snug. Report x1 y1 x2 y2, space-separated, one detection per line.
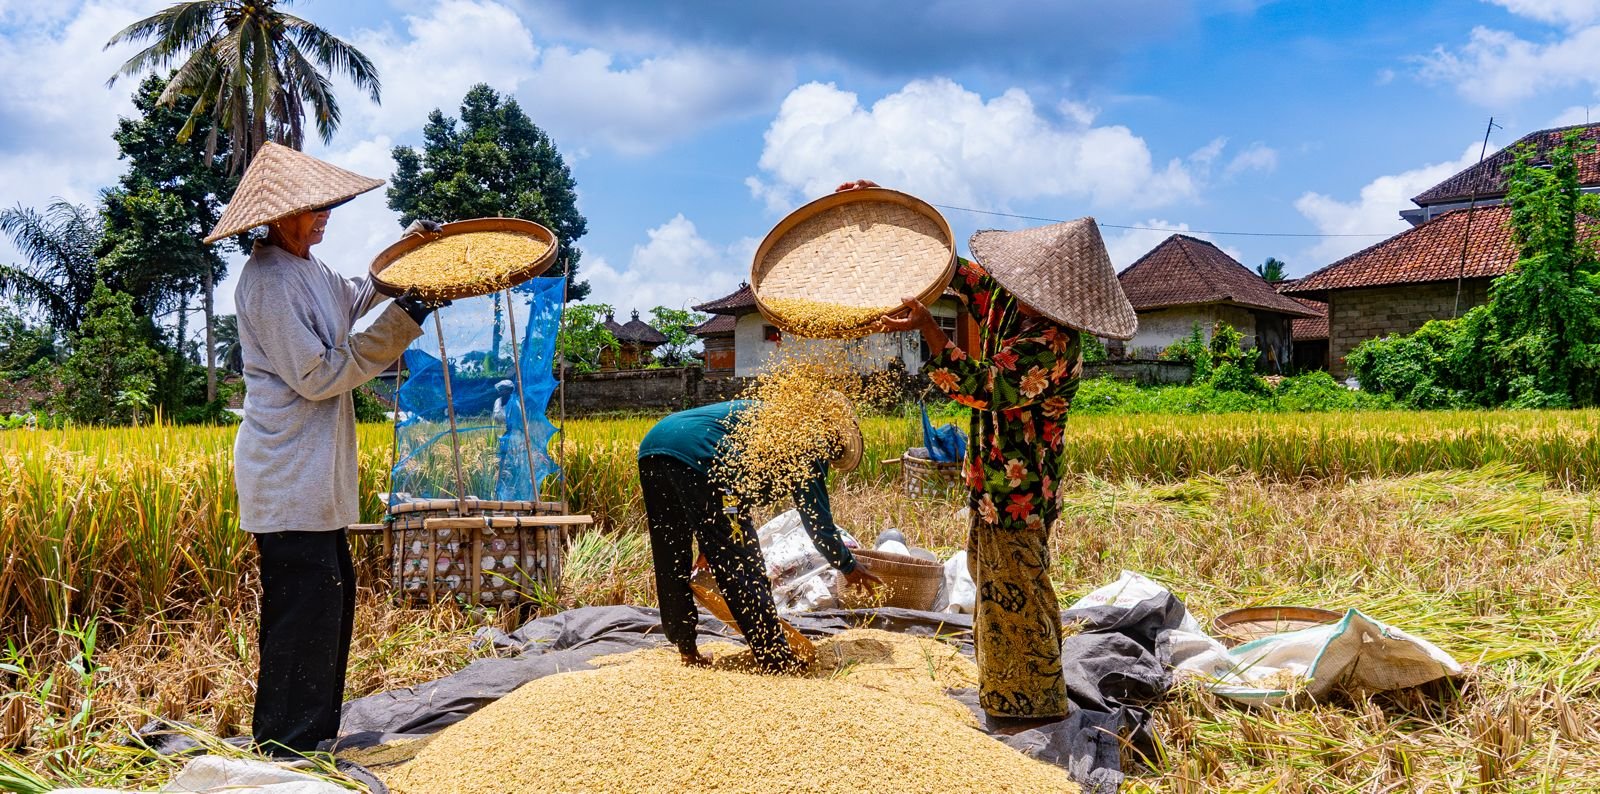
3 409 1600 791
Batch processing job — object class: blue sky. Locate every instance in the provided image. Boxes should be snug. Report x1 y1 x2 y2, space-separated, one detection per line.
2 0 1599 321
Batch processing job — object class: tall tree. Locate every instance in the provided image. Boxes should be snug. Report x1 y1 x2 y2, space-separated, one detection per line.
1256 257 1287 283
59 284 164 425
99 73 236 399
648 306 707 366
0 201 104 338
388 84 590 301
104 0 380 173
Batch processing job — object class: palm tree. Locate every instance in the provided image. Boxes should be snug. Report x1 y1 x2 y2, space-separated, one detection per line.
0 201 104 338
1256 257 1287 283
213 313 243 374
105 0 381 171
105 0 382 400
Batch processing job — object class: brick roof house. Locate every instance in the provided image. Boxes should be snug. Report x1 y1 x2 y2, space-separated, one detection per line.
599 309 669 370
1117 234 1315 371
1281 205 1522 377
1402 122 1600 225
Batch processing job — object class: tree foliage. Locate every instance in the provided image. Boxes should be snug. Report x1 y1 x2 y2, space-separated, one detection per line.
648 306 707 366
99 75 236 323
1349 134 1600 408
59 284 164 425
1256 257 1287 283
105 0 381 172
0 201 104 337
388 84 590 299
558 303 619 373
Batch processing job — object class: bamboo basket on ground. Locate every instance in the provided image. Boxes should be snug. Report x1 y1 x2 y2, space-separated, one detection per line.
881 447 963 498
750 188 955 339
851 548 943 611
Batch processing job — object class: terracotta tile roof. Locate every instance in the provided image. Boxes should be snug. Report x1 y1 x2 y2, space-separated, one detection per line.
691 313 736 336
1281 205 1522 297
1412 123 1600 206
1118 234 1318 317
1287 296 1328 340
692 283 757 314
603 311 669 345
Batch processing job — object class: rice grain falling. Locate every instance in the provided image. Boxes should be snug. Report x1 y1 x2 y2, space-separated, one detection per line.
762 297 897 340
381 231 550 294
712 346 895 511
384 630 1079 794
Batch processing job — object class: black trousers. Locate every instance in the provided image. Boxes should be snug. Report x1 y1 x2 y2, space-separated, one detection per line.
253 528 356 756
639 455 802 673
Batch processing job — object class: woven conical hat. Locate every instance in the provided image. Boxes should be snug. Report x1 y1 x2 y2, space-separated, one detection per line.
823 391 864 474
968 218 1138 340
205 142 384 243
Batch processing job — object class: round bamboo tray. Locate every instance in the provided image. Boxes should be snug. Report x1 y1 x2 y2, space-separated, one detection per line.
751 188 955 339
851 548 943 611
1211 606 1342 648
370 217 559 302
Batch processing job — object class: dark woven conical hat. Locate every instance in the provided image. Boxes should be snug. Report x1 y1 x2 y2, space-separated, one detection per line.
968 217 1138 340
205 142 384 243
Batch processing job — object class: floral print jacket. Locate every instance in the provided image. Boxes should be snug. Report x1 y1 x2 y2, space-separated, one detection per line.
923 258 1082 532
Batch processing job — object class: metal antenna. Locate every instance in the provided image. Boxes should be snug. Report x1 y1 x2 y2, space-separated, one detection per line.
1454 116 1503 318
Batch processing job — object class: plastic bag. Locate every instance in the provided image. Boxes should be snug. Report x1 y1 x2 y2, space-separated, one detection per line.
940 550 976 614
920 402 967 463
758 509 850 614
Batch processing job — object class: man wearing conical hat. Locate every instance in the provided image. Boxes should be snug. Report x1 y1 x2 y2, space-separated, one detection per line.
207 142 443 757
879 183 1138 726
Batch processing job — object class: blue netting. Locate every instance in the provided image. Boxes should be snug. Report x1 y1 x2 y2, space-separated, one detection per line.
391 277 564 503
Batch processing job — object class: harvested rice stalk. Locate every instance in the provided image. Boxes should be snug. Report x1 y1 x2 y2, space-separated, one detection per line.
763 297 896 340
386 630 1076 794
381 231 550 294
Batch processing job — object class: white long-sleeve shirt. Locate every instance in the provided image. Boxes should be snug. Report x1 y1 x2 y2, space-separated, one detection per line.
234 243 422 532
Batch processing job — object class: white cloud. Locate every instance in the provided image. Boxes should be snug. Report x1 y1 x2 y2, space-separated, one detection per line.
1224 143 1278 177
745 78 1197 214
581 215 755 316
1104 219 1243 271
1416 23 1600 105
1293 143 1484 263
1548 104 1598 126
1488 0 1600 27
342 0 789 155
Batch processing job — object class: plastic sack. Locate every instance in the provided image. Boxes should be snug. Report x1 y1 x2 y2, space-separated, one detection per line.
940 550 976 614
758 509 849 614
1071 571 1464 708
56 756 353 794
920 402 967 463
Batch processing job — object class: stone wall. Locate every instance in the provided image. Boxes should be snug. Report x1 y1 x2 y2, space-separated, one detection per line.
556 359 1193 415
1326 279 1492 378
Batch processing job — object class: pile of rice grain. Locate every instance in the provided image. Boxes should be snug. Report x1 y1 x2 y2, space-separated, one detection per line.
381 230 549 294
384 629 1077 794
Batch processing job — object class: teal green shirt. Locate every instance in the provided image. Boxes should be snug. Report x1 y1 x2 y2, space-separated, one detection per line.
639 400 856 573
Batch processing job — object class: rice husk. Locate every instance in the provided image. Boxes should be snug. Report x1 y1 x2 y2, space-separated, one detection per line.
384 629 1078 794
380 230 550 293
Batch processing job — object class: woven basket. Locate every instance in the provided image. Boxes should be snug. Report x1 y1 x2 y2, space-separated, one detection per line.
751 188 955 339
369 217 559 302
901 446 963 498
385 498 572 605
1211 606 1342 648
851 548 943 611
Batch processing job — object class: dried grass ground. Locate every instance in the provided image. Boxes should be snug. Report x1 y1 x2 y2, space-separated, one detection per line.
3 428 1600 790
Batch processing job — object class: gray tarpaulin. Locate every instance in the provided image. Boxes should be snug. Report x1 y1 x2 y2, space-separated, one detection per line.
336 599 1187 794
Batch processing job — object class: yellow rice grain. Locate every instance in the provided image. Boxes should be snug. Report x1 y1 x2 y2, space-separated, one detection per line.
763 297 896 340
381 231 550 294
385 629 1077 794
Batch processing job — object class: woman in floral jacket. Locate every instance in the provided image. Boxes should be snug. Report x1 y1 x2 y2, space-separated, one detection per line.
881 204 1137 724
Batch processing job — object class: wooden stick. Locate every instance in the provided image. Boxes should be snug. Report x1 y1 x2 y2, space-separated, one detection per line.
433 313 471 511
424 515 594 530
503 287 541 502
